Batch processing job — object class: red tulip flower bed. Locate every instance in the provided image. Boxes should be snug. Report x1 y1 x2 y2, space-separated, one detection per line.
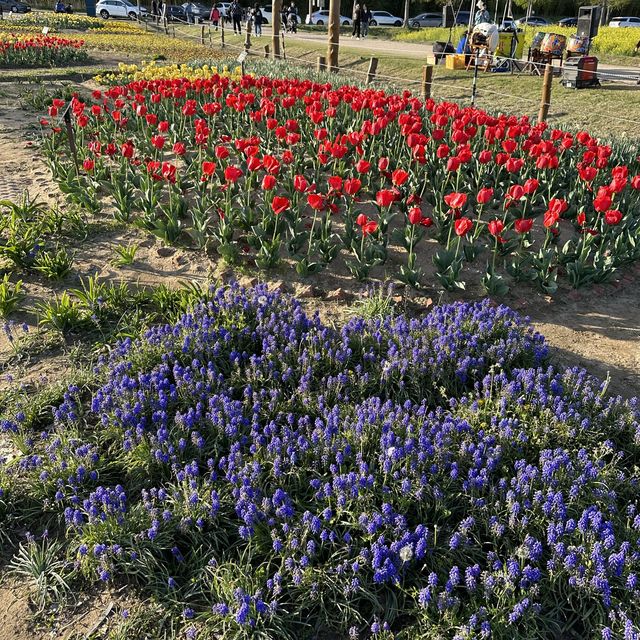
42 74 640 293
0 33 87 67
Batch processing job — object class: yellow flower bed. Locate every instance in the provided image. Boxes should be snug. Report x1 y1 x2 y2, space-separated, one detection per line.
60 31 222 61
95 60 243 83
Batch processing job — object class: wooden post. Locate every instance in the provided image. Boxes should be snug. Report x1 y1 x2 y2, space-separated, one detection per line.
244 15 251 50
422 64 433 99
471 49 479 106
272 0 281 58
221 15 225 47
317 55 326 73
327 0 340 72
264 44 270 58
281 31 286 59
163 17 168 34
201 24 205 44
366 56 378 84
538 62 553 124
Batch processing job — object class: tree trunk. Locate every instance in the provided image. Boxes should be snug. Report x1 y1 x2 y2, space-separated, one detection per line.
403 0 409 28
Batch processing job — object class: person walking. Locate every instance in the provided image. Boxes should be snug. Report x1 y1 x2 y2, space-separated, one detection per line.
360 3 371 37
210 5 220 29
230 0 243 33
351 2 361 38
251 3 262 35
286 2 297 32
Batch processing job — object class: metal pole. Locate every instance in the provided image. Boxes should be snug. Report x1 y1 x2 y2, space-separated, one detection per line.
471 48 479 105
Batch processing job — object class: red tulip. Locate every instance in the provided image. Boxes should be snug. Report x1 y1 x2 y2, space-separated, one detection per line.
328 176 343 192
151 135 165 150
271 196 290 215
344 178 361 196
224 166 243 183
307 193 326 211
294 175 309 193
378 157 389 171
356 159 371 174
577 211 586 226
477 187 494 205
478 150 493 164
578 166 597 183
376 190 395 208
543 210 559 228
261 174 276 190
487 219 504 237
263 155 280 175
514 218 533 234
121 142 134 158
523 178 539 194
391 169 409 187
82 158 94 172
548 198 568 216
436 144 450 159
172 142 186 156
356 213 368 227
362 220 378 235
408 207 422 225
215 145 230 160
454 217 473 237
444 192 467 210
631 175 640 190
447 157 461 172
593 189 612 213
604 209 623 225
202 161 216 176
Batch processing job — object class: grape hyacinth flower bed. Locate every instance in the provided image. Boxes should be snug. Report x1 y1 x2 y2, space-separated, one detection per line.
1 285 639 639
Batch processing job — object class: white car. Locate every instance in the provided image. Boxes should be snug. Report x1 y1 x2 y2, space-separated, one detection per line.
608 16 640 27
97 0 147 18
258 5 272 23
213 1 230 17
368 10 403 26
305 9 351 26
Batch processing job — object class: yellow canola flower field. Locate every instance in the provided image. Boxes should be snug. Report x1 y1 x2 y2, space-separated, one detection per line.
96 60 243 83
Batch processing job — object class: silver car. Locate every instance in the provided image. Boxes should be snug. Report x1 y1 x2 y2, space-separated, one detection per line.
410 12 442 28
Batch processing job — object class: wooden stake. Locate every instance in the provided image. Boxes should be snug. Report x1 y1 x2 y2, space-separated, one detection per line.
422 64 433 100
244 16 251 50
366 57 378 84
201 24 205 44
281 31 286 60
327 0 340 72
272 0 281 58
538 62 553 124
221 16 225 47
317 55 326 73
264 44 270 58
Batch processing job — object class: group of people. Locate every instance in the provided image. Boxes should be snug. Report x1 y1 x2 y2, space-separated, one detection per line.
350 3 371 39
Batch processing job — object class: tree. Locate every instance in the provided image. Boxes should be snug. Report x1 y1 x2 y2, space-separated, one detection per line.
403 0 410 27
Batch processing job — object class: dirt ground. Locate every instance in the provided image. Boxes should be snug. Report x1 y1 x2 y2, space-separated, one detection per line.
0 64 638 638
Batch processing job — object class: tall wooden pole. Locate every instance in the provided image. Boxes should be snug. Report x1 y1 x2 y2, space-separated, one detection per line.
327 0 340 72
272 0 282 58
537 63 553 124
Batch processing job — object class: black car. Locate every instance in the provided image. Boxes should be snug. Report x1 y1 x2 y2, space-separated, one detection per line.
558 16 578 27
454 10 470 25
0 0 31 12
165 4 187 20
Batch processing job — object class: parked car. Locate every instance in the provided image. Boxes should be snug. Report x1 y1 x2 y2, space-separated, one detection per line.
0 0 31 12
608 16 640 27
181 1 209 22
454 10 470 25
410 12 442 28
558 16 577 27
305 9 350 26
368 10 403 26
257 5 272 24
213 1 230 17
164 4 186 20
499 17 517 30
97 0 147 19
514 16 549 26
